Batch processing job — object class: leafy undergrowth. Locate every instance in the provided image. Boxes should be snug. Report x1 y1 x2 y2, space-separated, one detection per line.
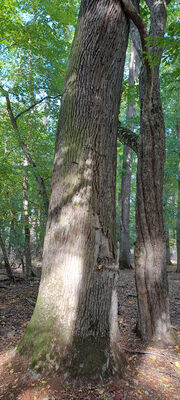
0 266 180 400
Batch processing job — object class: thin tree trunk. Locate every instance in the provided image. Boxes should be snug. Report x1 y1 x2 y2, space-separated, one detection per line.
18 0 129 376
1 90 49 216
165 229 171 265
8 218 14 256
22 49 35 280
134 0 171 340
0 231 14 280
23 159 32 279
119 36 139 269
176 88 180 272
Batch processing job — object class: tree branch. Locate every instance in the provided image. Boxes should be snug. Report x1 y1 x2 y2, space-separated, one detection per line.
120 0 152 98
117 121 139 153
0 86 49 216
15 94 61 120
130 21 142 63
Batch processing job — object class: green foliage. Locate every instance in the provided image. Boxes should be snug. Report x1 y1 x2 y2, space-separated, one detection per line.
0 0 178 262
0 0 80 261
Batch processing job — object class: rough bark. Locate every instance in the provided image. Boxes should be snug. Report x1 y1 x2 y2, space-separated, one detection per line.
0 231 14 280
176 88 180 272
117 122 139 153
119 35 140 269
18 0 129 377
133 0 171 340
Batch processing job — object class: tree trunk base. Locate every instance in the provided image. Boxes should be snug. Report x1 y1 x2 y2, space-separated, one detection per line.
17 329 125 378
133 321 176 346
119 260 133 270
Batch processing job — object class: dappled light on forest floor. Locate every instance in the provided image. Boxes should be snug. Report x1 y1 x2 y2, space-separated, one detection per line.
0 268 180 399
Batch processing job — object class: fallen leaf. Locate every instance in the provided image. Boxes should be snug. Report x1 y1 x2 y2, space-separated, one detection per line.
109 384 118 392
150 355 156 360
97 264 103 270
137 389 143 395
162 378 168 382
114 395 122 400
175 362 180 368
175 345 179 350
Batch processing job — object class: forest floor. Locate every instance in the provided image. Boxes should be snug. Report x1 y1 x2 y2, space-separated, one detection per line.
0 265 180 400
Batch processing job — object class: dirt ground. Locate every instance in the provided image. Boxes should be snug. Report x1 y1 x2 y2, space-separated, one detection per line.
0 266 180 400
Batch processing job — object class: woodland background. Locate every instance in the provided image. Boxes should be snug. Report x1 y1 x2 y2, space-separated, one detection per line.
0 0 179 276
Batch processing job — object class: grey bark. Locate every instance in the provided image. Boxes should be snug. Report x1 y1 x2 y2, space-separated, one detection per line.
134 0 171 340
119 36 140 269
165 229 171 265
23 159 32 279
18 0 129 376
8 218 14 256
120 0 171 340
117 122 139 153
0 231 13 280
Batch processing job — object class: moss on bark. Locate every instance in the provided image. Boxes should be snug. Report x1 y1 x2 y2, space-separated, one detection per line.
18 327 120 377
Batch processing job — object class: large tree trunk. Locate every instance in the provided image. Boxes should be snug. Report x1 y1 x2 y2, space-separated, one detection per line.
18 0 129 376
119 36 139 269
134 0 171 340
176 88 180 272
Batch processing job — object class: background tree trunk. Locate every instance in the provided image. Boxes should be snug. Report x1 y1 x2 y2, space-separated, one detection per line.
165 229 171 265
2 90 49 217
18 0 129 376
135 0 171 341
119 35 140 269
23 159 32 279
176 88 180 272
0 231 13 280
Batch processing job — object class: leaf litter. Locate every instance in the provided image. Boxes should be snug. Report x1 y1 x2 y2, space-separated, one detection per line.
0 266 180 399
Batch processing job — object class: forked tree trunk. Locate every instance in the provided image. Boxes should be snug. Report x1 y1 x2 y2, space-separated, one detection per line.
18 0 129 376
134 0 171 340
119 36 139 269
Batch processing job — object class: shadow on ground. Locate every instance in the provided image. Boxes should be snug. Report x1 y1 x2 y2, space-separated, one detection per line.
0 266 180 400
